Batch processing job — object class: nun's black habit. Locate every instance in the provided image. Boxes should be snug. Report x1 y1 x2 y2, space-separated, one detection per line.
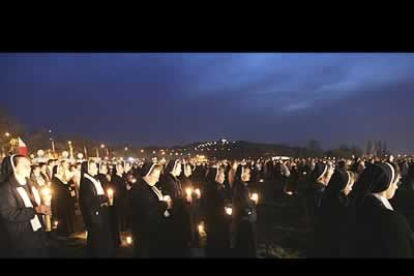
304 163 328 228
79 161 116 258
311 169 352 258
51 165 76 237
158 159 191 257
232 165 257 258
203 167 231 257
347 162 414 258
126 162 169 258
0 155 48 258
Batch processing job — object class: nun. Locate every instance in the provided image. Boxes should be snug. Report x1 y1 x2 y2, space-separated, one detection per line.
232 165 257 258
79 160 116 258
51 161 76 237
159 159 191 257
347 162 414 258
304 162 333 229
0 155 50 258
96 163 120 247
126 162 170 258
311 169 355 258
203 165 231 258
111 163 128 232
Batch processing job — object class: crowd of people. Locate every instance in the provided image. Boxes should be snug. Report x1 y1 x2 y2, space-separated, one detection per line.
0 152 414 258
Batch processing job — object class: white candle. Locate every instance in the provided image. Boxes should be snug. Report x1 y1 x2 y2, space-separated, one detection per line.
225 207 233 216
250 193 259 204
107 188 114 206
126 236 132 245
195 188 201 199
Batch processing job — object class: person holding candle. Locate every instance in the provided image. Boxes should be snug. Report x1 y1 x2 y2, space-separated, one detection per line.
203 165 231 258
0 155 50 258
112 163 128 232
79 160 116 258
51 160 76 237
127 162 170 258
232 164 257 258
97 163 121 247
159 159 191 257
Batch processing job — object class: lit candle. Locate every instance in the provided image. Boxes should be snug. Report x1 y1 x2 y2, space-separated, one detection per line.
250 193 259 204
198 222 206 237
225 207 233 216
259 179 264 183
107 188 114 206
185 187 193 203
195 188 201 199
54 220 59 229
126 236 132 245
41 187 52 232
163 195 172 209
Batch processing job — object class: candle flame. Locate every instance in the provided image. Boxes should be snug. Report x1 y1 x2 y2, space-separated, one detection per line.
185 188 193 197
250 193 259 204
195 188 201 198
107 188 114 197
225 207 233 216
126 236 132 245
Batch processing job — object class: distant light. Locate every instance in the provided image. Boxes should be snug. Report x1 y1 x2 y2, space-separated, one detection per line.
48 129 52 134
128 157 134 162
152 151 156 154
175 153 179 156
101 144 105 149
170 153 173 156
126 236 132 245
5 132 10 137
124 147 128 151
140 149 144 153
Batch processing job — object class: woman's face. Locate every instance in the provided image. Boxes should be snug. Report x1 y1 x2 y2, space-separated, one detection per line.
15 157 31 179
216 169 225 184
343 176 355 196
241 167 251 182
184 165 192 177
174 162 182 176
116 164 124 175
88 162 98 177
385 173 401 199
147 168 161 186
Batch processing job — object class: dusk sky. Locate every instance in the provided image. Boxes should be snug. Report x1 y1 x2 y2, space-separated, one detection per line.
1 53 414 152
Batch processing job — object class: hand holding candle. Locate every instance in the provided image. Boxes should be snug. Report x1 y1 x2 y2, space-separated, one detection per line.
107 188 114 206
163 195 172 209
185 187 193 203
250 193 259 205
41 187 52 231
195 188 201 199
225 206 233 216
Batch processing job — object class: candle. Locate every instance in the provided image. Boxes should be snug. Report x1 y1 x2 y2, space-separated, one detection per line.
41 187 53 232
259 179 264 183
107 188 114 206
126 236 132 245
250 193 259 204
185 187 193 203
225 207 233 216
195 188 201 199
198 222 206 237
53 220 58 229
163 195 172 209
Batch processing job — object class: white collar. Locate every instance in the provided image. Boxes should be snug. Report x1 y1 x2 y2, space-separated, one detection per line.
372 193 394 211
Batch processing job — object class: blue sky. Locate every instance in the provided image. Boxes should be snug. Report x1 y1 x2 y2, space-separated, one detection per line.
1 53 414 152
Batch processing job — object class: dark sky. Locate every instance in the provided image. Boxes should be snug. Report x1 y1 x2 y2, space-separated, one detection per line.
1 53 414 152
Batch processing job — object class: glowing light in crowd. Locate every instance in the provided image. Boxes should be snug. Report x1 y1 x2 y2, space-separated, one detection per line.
128 157 134 162
107 189 114 206
77 153 84 159
126 236 132 245
5 132 10 137
185 188 193 198
250 193 259 204
140 149 144 153
125 147 128 151
225 207 233 216
101 144 105 149
195 188 201 199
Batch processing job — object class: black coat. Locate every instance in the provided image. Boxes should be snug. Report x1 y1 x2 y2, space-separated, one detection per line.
348 195 414 258
159 173 191 257
311 192 349 258
203 180 231 257
0 176 48 258
79 176 115 258
232 181 257 258
126 179 169 258
51 177 76 237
